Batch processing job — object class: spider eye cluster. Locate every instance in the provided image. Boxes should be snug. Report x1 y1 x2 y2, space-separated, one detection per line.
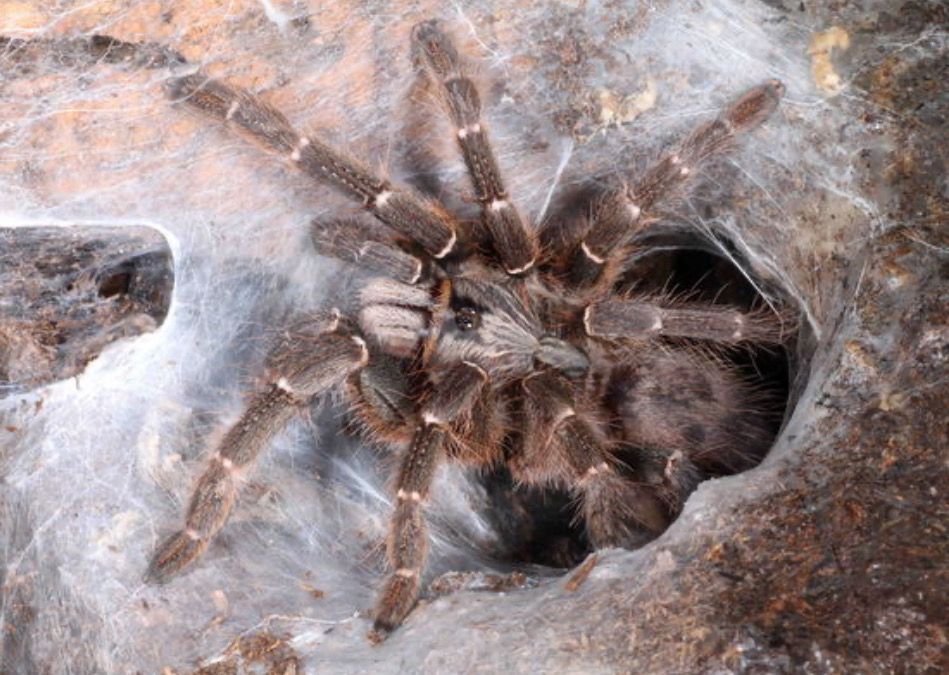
455 306 481 331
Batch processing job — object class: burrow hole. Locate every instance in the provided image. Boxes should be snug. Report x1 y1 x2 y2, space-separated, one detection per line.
95 250 174 320
480 242 800 570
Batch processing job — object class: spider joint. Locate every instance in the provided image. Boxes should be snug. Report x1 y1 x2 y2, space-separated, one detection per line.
456 123 481 139
580 241 606 265
275 377 297 395
289 137 310 162
461 360 489 380
506 258 535 275
212 452 235 470
432 229 457 259
421 411 445 427
351 335 370 364
374 190 393 207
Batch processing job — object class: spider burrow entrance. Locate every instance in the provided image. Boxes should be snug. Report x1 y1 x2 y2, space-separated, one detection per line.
478 238 800 571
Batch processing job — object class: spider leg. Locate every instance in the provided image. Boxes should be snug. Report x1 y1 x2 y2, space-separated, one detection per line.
311 218 425 284
412 20 538 275
568 80 785 290
520 371 668 548
583 299 789 346
621 443 705 517
369 360 488 643
168 75 457 258
347 354 417 448
145 317 369 583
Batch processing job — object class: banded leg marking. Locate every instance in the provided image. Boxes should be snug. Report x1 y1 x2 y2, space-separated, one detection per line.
147 329 367 583
584 300 788 345
569 80 784 290
521 371 669 548
412 20 537 274
370 361 487 642
168 74 457 258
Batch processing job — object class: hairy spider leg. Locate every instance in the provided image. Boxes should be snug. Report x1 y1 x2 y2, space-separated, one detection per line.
146 321 369 583
412 20 538 275
369 360 488 643
311 218 425 284
520 371 669 548
168 75 458 259
583 299 789 345
569 80 785 291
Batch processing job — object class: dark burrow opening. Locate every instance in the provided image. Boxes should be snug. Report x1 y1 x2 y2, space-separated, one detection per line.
480 244 797 570
96 249 175 315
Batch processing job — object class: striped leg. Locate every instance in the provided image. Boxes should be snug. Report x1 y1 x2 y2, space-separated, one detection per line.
146 319 369 583
583 299 789 346
568 80 785 290
520 371 669 548
412 20 537 275
168 75 457 258
311 218 425 285
370 361 488 643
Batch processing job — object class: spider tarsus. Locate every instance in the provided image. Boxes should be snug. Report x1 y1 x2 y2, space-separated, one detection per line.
165 72 206 104
581 470 669 547
1 33 185 73
727 79 785 131
367 621 394 645
145 530 206 584
370 573 420 644
411 19 461 80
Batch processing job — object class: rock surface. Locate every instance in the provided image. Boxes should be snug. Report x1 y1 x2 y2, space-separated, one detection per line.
0 1 945 673
0 225 173 394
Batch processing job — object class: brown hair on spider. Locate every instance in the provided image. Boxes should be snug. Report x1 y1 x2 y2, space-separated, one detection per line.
146 19 793 643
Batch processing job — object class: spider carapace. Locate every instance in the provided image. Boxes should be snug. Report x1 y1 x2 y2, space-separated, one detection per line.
147 20 791 642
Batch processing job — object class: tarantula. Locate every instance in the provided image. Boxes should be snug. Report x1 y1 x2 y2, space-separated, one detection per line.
146 20 789 642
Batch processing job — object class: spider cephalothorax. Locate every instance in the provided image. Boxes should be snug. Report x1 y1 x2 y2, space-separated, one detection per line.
146 20 791 642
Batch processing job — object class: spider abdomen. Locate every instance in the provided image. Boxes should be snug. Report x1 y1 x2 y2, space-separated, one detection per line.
608 348 775 476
